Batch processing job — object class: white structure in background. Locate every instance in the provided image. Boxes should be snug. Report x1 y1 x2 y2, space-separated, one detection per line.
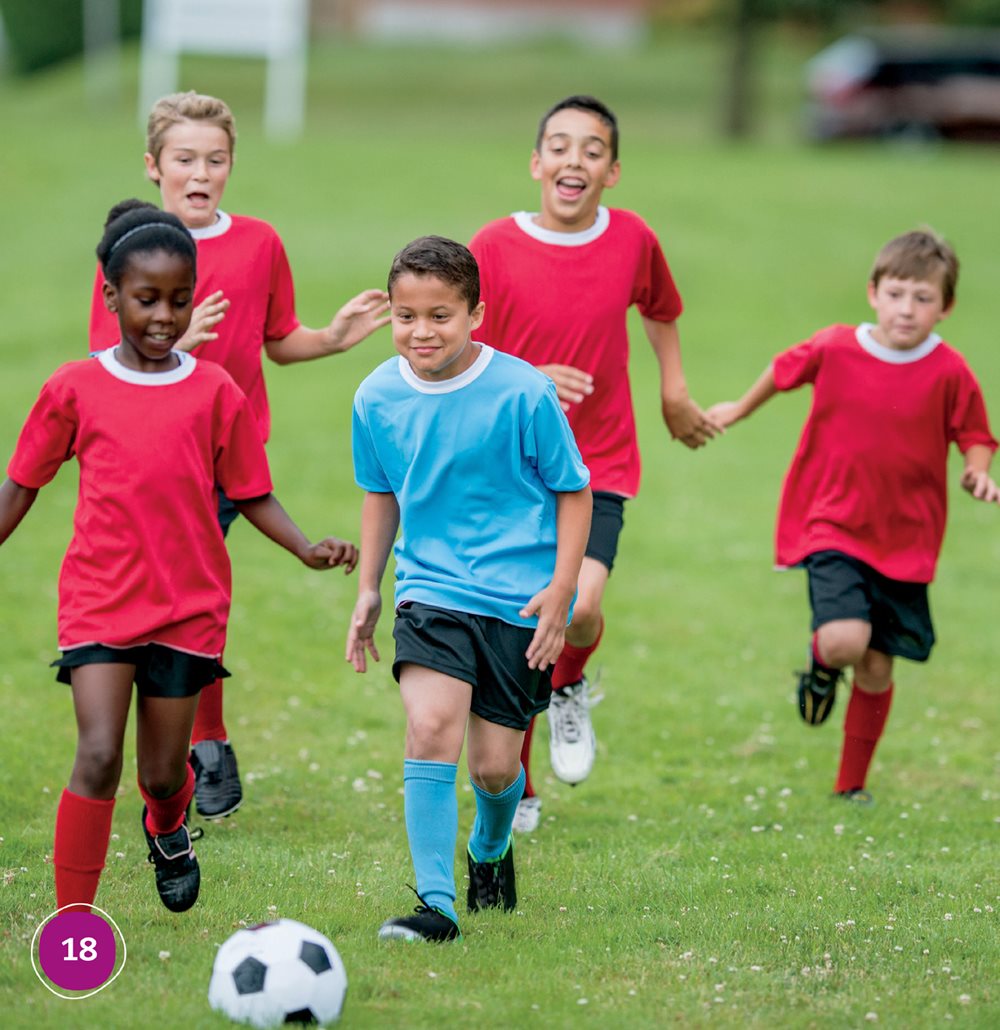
352 0 647 47
139 0 309 139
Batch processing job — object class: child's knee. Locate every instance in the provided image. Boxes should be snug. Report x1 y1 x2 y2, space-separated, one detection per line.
469 762 521 795
817 619 870 668
855 649 894 692
72 740 123 795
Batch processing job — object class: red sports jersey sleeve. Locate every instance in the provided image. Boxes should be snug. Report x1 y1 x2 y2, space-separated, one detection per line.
773 324 997 582
470 208 682 497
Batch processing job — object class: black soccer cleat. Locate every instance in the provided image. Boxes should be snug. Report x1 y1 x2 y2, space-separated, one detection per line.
190 739 243 818
834 788 874 806
796 655 843 726
142 806 203 912
466 836 516 913
378 887 461 942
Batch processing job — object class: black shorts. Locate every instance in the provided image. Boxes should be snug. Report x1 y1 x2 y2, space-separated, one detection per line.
803 550 935 662
585 491 626 572
52 643 229 698
391 603 552 730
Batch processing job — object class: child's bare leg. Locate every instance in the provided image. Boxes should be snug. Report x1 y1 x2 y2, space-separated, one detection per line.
398 665 472 923
466 715 524 911
564 557 609 650
815 618 871 669
55 665 133 911
136 693 199 833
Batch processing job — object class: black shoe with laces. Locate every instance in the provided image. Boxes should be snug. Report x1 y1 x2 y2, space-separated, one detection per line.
466 836 516 913
141 806 203 912
796 654 843 725
190 739 243 818
378 887 461 942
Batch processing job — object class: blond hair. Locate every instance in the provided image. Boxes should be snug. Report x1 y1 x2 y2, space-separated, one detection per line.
146 91 237 166
870 228 959 309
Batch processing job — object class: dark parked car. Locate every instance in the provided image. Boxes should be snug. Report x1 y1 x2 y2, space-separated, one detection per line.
806 27 1000 141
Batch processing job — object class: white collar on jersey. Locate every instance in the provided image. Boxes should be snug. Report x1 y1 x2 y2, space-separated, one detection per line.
512 206 610 246
397 342 494 394
187 210 233 241
98 346 197 386
855 323 942 365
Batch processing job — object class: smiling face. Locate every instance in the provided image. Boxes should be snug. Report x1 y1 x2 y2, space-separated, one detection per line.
103 249 195 371
530 107 621 233
145 120 233 230
866 274 952 351
390 272 485 382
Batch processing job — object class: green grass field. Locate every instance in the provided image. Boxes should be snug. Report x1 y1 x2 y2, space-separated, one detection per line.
1 26 999 1029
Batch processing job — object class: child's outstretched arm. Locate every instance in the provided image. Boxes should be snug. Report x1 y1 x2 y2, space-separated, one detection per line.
706 363 778 429
960 444 1000 504
520 485 592 671
234 493 358 570
346 491 400 673
642 316 723 449
265 289 391 364
0 478 39 546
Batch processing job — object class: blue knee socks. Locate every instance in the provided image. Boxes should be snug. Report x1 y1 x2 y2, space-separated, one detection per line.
468 765 525 862
403 759 458 923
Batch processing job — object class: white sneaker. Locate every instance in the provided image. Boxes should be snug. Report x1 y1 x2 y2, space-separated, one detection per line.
512 796 542 834
547 678 597 785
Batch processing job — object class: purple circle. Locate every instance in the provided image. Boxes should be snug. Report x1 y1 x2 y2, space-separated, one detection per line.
38 912 117 991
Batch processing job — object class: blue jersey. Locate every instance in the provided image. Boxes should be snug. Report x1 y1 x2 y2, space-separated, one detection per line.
352 345 590 626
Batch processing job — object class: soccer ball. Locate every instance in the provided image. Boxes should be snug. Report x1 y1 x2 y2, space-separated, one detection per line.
208 919 347 1027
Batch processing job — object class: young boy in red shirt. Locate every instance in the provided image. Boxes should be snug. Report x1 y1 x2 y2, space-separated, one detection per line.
709 229 998 801
470 95 720 830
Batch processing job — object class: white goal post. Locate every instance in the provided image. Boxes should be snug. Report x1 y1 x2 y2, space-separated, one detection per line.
139 0 309 139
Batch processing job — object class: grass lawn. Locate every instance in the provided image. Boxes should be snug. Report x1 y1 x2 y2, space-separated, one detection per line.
1 25 999 1029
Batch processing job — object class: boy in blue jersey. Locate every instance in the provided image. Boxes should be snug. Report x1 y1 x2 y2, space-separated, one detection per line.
346 236 592 942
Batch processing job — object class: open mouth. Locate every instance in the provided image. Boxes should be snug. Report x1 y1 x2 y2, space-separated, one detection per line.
556 176 586 200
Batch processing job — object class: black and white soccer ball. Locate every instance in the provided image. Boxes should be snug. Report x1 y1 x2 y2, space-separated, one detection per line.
208 918 347 1027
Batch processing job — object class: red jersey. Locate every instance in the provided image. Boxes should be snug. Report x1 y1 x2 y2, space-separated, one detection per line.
89 212 300 442
469 207 683 498
773 323 996 583
7 350 273 657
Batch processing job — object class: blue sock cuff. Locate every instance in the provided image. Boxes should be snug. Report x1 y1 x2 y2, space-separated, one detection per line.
404 759 457 784
470 766 525 805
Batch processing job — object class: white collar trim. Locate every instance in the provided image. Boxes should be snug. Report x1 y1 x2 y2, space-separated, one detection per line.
512 206 610 246
397 343 493 394
98 346 197 385
856 323 942 364
187 210 232 240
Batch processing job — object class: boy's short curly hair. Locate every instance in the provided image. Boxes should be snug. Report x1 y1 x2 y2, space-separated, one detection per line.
535 95 619 161
388 236 480 311
870 229 959 309
146 91 237 166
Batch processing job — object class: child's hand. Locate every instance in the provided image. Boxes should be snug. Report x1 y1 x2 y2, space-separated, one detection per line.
537 364 594 411
961 467 1000 504
175 290 229 352
302 537 359 571
346 589 382 672
327 289 391 353
520 585 572 671
662 395 723 448
704 401 743 430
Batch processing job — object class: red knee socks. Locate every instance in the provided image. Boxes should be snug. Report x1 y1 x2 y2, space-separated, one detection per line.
54 789 116 913
139 764 196 836
552 619 604 691
191 678 227 744
835 682 894 793
519 719 537 798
